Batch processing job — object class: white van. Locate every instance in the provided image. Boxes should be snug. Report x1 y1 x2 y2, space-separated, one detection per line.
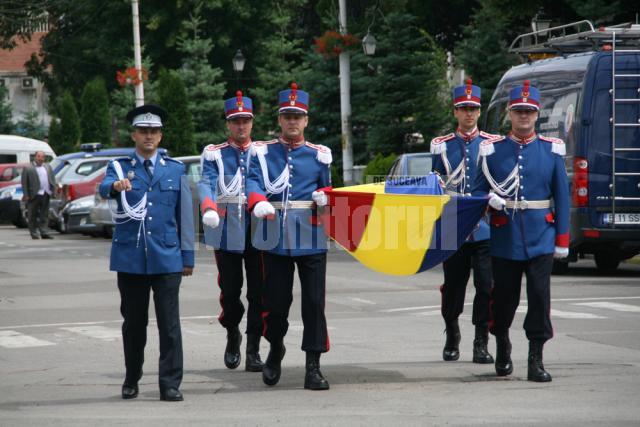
0 135 56 164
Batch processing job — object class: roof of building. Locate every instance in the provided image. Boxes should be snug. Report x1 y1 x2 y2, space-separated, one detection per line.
0 32 46 73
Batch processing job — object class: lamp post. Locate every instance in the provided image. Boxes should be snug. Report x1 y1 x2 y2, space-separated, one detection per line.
232 49 246 88
531 8 552 43
130 0 144 106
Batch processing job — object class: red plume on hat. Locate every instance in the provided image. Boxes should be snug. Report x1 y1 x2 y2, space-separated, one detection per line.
236 90 244 108
289 82 298 102
522 80 530 97
465 78 473 95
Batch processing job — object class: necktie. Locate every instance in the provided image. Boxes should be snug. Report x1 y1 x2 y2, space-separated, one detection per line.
143 159 153 179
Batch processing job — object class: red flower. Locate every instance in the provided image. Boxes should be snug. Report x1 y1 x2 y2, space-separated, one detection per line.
116 67 148 87
314 30 360 58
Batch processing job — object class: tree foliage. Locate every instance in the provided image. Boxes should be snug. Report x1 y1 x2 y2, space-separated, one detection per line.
0 86 15 134
80 77 111 146
156 69 195 156
15 109 47 140
49 91 80 154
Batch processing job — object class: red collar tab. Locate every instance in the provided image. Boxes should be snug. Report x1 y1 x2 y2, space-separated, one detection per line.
456 127 479 141
228 138 252 151
509 131 536 144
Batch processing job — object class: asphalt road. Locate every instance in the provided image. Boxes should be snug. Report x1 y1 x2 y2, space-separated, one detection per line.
1 225 639 426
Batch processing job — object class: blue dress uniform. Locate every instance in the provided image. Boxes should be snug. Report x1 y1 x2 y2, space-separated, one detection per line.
246 83 332 389
471 81 569 381
198 92 264 371
430 79 494 364
99 104 194 400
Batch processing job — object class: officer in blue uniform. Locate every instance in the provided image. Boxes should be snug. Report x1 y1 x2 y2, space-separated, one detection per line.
472 81 569 382
430 79 494 364
246 83 332 390
198 91 264 372
99 104 195 401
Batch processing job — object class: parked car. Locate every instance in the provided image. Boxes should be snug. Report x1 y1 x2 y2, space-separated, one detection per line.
0 135 55 164
485 21 640 273
0 180 26 227
60 194 102 236
387 153 435 178
0 163 29 189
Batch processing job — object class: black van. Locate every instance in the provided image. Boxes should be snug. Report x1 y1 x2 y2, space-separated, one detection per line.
484 21 640 273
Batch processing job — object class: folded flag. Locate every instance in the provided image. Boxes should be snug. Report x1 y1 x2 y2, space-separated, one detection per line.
321 177 487 276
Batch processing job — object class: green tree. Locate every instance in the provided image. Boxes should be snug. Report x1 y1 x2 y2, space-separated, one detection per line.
176 2 226 149
252 0 310 137
15 108 46 140
363 153 398 182
353 12 449 155
48 91 80 154
80 77 111 146
156 69 195 156
0 85 14 134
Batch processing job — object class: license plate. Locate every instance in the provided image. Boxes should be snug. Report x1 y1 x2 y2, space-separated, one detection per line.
602 213 640 225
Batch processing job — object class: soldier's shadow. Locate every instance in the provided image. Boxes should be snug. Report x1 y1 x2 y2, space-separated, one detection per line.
184 361 508 394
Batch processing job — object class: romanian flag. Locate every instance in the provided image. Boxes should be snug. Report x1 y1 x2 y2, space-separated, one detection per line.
321 176 488 276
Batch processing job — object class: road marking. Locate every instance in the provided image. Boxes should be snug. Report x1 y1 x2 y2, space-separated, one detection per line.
574 302 640 313
348 297 376 305
0 330 56 348
413 310 441 316
515 307 606 319
550 296 640 302
61 326 121 341
0 315 216 331
382 305 441 313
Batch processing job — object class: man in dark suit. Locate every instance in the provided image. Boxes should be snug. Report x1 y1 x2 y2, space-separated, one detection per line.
21 151 57 239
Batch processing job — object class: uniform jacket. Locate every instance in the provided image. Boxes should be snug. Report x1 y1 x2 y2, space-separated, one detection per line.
431 128 496 242
471 133 570 260
246 138 331 256
21 162 57 198
99 153 195 274
198 140 253 253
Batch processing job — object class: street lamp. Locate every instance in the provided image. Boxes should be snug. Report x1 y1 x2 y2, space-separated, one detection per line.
531 8 552 37
232 49 246 88
362 31 377 56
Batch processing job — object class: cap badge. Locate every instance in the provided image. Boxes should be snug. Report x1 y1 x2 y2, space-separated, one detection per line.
523 97 528 102
144 113 153 121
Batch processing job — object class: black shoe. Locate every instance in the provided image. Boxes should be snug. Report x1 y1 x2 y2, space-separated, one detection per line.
121 383 139 399
495 333 513 377
472 326 494 364
31 234 40 240
442 319 461 361
262 341 286 386
224 327 242 369
528 340 552 382
245 333 264 372
41 234 54 239
160 388 183 401
304 352 329 391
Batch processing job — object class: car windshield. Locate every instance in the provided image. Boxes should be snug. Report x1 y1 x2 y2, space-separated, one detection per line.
407 156 433 176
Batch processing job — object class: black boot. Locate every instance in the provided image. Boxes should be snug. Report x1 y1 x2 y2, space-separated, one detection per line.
472 326 494 364
262 341 286 386
528 340 552 382
304 352 329 390
442 319 461 361
245 334 264 372
224 326 242 369
494 332 513 376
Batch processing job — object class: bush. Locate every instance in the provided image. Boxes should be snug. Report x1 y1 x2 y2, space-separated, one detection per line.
363 153 397 183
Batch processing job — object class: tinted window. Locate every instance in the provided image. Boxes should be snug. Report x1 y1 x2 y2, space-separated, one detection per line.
0 154 17 163
407 156 433 176
75 160 107 176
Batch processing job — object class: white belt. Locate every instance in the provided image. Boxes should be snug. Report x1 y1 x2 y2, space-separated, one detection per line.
446 190 471 197
271 200 315 209
218 195 246 204
505 199 551 209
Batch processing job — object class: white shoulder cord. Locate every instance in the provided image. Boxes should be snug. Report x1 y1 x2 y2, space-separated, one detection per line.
441 150 465 191
481 155 520 209
109 160 147 249
257 152 289 195
215 155 242 197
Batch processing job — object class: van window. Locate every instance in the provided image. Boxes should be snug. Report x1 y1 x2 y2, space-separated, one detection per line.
0 154 17 163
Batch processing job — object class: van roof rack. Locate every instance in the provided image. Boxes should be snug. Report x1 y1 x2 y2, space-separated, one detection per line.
510 20 640 57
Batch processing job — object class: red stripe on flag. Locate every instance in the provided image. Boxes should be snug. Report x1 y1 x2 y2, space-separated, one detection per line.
321 190 375 251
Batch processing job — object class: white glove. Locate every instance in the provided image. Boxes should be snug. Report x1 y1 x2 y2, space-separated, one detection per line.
488 193 506 211
202 210 220 228
253 201 275 218
312 190 328 207
554 246 569 259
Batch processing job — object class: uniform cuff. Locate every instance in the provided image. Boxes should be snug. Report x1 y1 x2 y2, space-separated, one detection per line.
248 192 267 210
200 197 218 215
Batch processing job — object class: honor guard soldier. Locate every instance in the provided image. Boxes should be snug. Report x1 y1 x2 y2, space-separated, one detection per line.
472 81 569 382
430 79 494 364
99 105 195 401
198 91 264 372
246 83 332 390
